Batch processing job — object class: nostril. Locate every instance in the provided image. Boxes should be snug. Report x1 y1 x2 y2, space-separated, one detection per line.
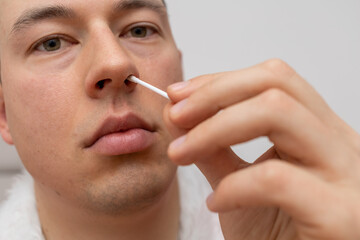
96 79 111 89
124 79 130 86
94 78 136 91
124 79 132 86
124 78 137 88
96 80 105 89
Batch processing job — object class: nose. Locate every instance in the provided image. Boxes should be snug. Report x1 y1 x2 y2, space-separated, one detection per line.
84 28 139 99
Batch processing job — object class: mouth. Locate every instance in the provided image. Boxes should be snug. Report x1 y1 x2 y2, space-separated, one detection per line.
85 113 156 156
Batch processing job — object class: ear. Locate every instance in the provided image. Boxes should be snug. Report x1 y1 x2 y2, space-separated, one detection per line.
0 85 14 145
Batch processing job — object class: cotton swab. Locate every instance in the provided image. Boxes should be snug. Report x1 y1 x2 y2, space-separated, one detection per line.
128 76 169 100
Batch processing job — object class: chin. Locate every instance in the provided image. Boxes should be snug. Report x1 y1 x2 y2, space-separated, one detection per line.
79 156 177 216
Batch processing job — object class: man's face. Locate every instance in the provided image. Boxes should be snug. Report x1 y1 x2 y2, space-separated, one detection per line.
0 0 182 214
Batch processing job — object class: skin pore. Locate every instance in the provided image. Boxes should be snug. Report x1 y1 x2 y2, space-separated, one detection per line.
0 0 183 239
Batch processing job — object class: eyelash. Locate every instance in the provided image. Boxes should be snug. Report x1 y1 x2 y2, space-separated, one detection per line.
121 24 159 39
30 34 76 53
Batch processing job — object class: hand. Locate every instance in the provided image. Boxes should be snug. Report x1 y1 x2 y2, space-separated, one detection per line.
163 59 360 240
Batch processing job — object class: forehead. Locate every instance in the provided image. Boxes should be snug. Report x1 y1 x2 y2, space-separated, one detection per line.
0 0 166 36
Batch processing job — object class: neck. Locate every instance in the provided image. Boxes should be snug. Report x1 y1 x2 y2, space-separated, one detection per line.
35 176 180 240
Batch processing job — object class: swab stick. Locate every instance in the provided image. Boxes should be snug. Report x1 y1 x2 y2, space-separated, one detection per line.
128 76 169 100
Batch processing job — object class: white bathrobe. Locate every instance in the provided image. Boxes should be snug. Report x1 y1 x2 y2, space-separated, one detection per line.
0 166 224 240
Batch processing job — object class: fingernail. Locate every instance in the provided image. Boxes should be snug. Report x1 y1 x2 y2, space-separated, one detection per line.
169 135 187 151
170 99 188 116
168 81 189 92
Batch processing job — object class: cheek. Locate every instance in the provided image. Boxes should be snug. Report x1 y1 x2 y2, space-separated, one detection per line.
122 39 183 87
4 71 79 163
137 46 183 135
137 45 183 89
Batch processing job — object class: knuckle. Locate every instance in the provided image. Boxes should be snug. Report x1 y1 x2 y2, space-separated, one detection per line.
169 108 186 125
260 88 295 114
262 58 295 79
261 88 286 102
253 161 288 192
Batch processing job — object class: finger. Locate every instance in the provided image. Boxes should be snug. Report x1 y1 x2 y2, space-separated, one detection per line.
207 160 337 225
169 59 334 130
254 146 279 163
167 74 218 103
165 101 250 189
163 103 188 138
168 89 335 168
194 148 249 189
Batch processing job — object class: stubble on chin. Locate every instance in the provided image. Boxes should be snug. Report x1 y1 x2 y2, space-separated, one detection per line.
80 157 177 216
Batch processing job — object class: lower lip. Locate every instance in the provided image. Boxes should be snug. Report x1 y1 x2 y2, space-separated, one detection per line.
89 129 156 156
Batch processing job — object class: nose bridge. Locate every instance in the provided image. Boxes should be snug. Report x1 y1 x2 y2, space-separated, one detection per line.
84 24 138 98
92 27 126 68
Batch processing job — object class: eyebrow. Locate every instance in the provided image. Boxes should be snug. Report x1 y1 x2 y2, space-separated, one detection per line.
113 0 167 15
11 5 76 34
10 0 167 35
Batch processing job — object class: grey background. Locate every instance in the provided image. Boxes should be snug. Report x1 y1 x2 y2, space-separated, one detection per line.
1 0 360 201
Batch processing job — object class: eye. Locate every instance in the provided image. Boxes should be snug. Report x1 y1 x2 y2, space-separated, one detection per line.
123 25 157 39
33 36 74 53
131 27 149 38
37 37 61 52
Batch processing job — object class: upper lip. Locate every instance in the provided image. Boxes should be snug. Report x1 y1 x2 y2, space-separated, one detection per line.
84 112 154 148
